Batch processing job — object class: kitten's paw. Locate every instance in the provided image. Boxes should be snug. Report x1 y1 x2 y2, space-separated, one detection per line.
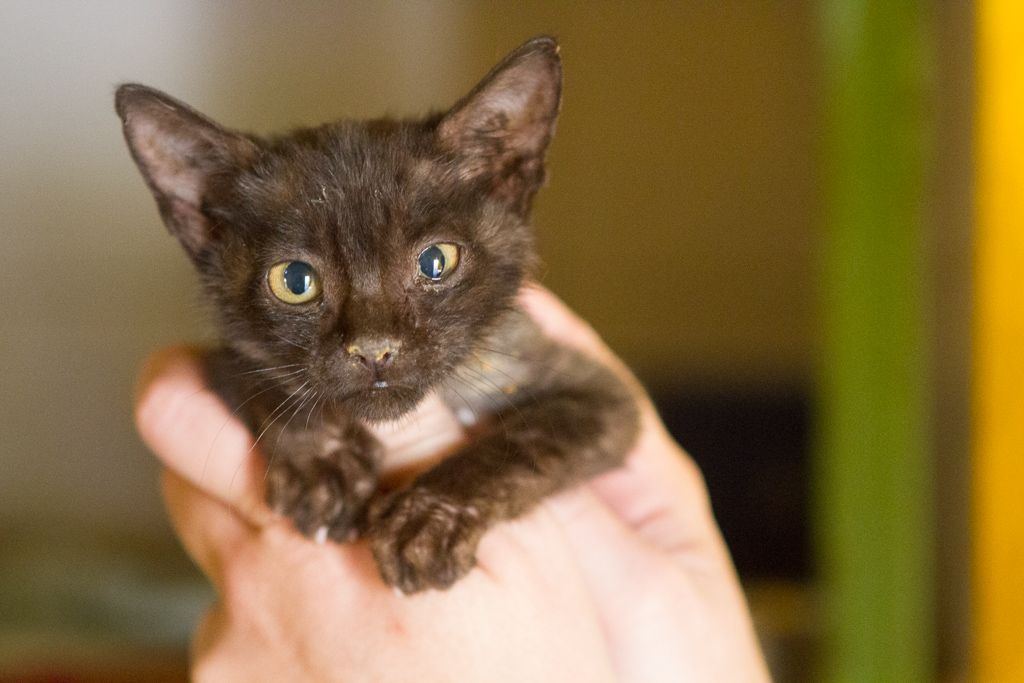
368 488 485 594
266 455 376 542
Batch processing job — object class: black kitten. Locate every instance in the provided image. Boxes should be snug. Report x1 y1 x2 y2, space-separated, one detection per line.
117 36 639 593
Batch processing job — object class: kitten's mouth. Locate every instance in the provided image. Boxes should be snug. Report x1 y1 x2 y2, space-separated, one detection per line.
340 383 424 422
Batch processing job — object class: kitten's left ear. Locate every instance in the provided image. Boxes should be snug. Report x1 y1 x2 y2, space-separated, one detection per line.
438 36 562 214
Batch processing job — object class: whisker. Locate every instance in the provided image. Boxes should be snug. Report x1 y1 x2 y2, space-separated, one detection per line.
268 387 316 467
467 352 535 390
200 369 307 483
441 379 481 430
321 396 333 432
469 345 574 379
272 332 310 351
445 376 519 465
304 392 322 431
460 364 561 444
447 373 517 443
252 381 310 452
233 363 303 377
456 364 534 421
244 368 307 387
468 344 524 361
230 378 313 497
228 381 310 494
461 363 562 448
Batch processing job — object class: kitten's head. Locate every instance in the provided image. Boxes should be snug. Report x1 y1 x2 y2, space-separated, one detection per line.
117 37 561 421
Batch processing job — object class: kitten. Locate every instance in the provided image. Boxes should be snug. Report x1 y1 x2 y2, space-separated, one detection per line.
117 36 639 593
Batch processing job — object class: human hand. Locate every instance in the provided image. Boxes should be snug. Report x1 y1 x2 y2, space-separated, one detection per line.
135 286 770 682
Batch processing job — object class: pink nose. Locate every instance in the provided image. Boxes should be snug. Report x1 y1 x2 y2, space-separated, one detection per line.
346 338 400 373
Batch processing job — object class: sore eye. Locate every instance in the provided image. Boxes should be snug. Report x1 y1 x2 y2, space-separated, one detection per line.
268 261 321 304
417 243 460 281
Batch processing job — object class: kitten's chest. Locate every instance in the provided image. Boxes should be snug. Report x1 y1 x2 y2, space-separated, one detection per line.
443 352 531 428
438 311 544 429
367 313 541 479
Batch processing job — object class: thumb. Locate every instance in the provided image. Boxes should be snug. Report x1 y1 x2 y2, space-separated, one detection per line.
135 346 272 526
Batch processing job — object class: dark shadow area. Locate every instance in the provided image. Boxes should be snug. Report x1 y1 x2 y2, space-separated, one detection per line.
652 387 812 582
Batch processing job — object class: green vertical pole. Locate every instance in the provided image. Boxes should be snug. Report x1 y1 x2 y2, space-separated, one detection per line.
817 2 934 681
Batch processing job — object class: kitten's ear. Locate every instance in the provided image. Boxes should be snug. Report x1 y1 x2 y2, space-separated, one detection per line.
115 84 257 259
438 36 562 214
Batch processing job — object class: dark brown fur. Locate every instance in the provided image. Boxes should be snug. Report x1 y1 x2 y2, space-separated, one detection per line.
117 37 639 593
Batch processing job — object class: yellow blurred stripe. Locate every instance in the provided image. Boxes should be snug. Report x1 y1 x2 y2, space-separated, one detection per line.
975 2 1024 679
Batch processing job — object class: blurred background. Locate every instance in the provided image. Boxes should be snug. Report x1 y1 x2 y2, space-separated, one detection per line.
1 2 1012 681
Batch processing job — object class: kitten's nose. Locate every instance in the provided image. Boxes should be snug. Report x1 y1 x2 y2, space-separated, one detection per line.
346 337 400 373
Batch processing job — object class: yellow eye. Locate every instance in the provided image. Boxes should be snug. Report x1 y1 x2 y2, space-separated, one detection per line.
417 243 460 281
268 261 321 304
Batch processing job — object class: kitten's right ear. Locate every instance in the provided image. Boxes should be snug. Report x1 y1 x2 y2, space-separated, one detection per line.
115 84 257 259
437 36 562 215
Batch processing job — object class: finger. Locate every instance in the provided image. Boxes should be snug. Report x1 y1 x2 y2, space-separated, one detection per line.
162 469 253 587
519 284 610 357
549 483 765 682
520 285 723 556
191 603 269 683
135 347 272 526
588 412 728 561
545 486 667 601
370 392 466 488
190 601 297 683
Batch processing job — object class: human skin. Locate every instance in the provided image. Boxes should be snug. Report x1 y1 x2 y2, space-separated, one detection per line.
135 285 772 682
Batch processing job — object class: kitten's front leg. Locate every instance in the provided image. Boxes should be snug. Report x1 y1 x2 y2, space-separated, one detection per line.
369 355 639 593
264 416 381 542
205 351 383 540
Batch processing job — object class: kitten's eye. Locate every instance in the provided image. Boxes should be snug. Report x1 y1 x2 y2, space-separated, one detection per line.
417 243 460 281
268 261 321 304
